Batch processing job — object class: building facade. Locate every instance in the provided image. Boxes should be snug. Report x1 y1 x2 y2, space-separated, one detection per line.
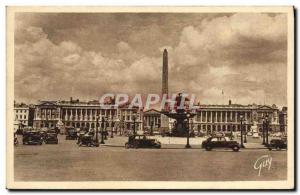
192 101 280 133
33 98 143 132
143 109 162 130
14 104 29 131
14 102 35 131
279 107 288 134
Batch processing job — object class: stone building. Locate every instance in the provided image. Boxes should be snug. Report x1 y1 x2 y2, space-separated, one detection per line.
14 102 35 131
33 98 143 132
143 109 162 130
192 100 280 133
279 106 288 134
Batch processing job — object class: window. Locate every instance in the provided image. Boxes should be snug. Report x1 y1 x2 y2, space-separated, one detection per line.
20 115 22 119
16 110 18 113
24 115 26 119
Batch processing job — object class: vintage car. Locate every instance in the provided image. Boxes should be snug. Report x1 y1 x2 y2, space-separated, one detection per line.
65 127 77 140
78 132 99 147
22 131 43 145
44 130 58 144
268 139 287 151
125 135 161 149
201 136 240 152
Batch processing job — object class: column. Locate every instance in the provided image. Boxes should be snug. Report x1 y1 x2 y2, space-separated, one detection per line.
200 111 203 123
206 111 208 123
220 111 223 123
75 109 78 120
210 111 212 123
235 111 238 122
215 111 218 123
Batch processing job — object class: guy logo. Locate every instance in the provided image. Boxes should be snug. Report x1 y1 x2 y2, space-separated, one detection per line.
253 155 272 176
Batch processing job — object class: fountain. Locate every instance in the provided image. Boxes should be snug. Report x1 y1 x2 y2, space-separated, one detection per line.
161 93 196 137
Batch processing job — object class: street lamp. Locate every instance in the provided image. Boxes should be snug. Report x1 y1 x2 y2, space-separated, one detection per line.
240 115 245 148
132 115 136 135
265 114 269 146
95 116 100 144
104 116 108 140
243 119 248 143
185 112 191 148
110 116 114 138
100 116 105 144
229 119 233 140
150 119 154 136
262 118 266 145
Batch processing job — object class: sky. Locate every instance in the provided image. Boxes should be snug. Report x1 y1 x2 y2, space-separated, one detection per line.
14 12 288 107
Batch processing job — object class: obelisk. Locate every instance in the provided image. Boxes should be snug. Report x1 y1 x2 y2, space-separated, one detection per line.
162 49 168 96
160 49 169 133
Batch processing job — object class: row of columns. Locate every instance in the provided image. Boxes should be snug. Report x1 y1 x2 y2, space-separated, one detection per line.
144 116 160 127
36 108 58 120
197 111 251 123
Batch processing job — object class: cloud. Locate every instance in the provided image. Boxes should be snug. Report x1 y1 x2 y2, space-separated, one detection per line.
14 13 288 107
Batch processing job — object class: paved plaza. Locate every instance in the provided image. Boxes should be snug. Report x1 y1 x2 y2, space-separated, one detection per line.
14 135 287 181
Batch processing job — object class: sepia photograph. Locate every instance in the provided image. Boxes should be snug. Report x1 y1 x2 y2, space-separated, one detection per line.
6 6 294 190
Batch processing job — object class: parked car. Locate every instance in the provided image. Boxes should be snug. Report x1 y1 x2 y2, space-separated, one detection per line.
65 127 77 140
268 139 287 151
44 130 58 144
78 132 99 147
22 131 43 145
125 135 161 149
201 136 240 152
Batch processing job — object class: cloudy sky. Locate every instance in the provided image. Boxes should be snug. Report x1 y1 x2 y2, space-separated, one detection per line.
14 12 287 107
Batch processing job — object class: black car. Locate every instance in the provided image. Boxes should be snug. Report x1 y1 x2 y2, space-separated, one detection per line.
45 130 58 144
22 131 43 145
78 132 99 147
65 127 77 140
268 139 287 151
125 135 161 149
201 136 240 152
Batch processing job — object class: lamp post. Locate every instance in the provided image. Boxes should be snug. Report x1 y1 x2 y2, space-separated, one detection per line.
110 116 114 138
244 119 247 143
185 113 191 148
229 119 233 140
262 118 266 145
240 115 245 148
100 116 105 144
133 115 136 135
265 114 269 146
95 116 99 144
150 119 154 136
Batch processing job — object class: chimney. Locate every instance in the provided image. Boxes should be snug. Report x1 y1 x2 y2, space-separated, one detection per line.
229 100 232 105
70 97 73 103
